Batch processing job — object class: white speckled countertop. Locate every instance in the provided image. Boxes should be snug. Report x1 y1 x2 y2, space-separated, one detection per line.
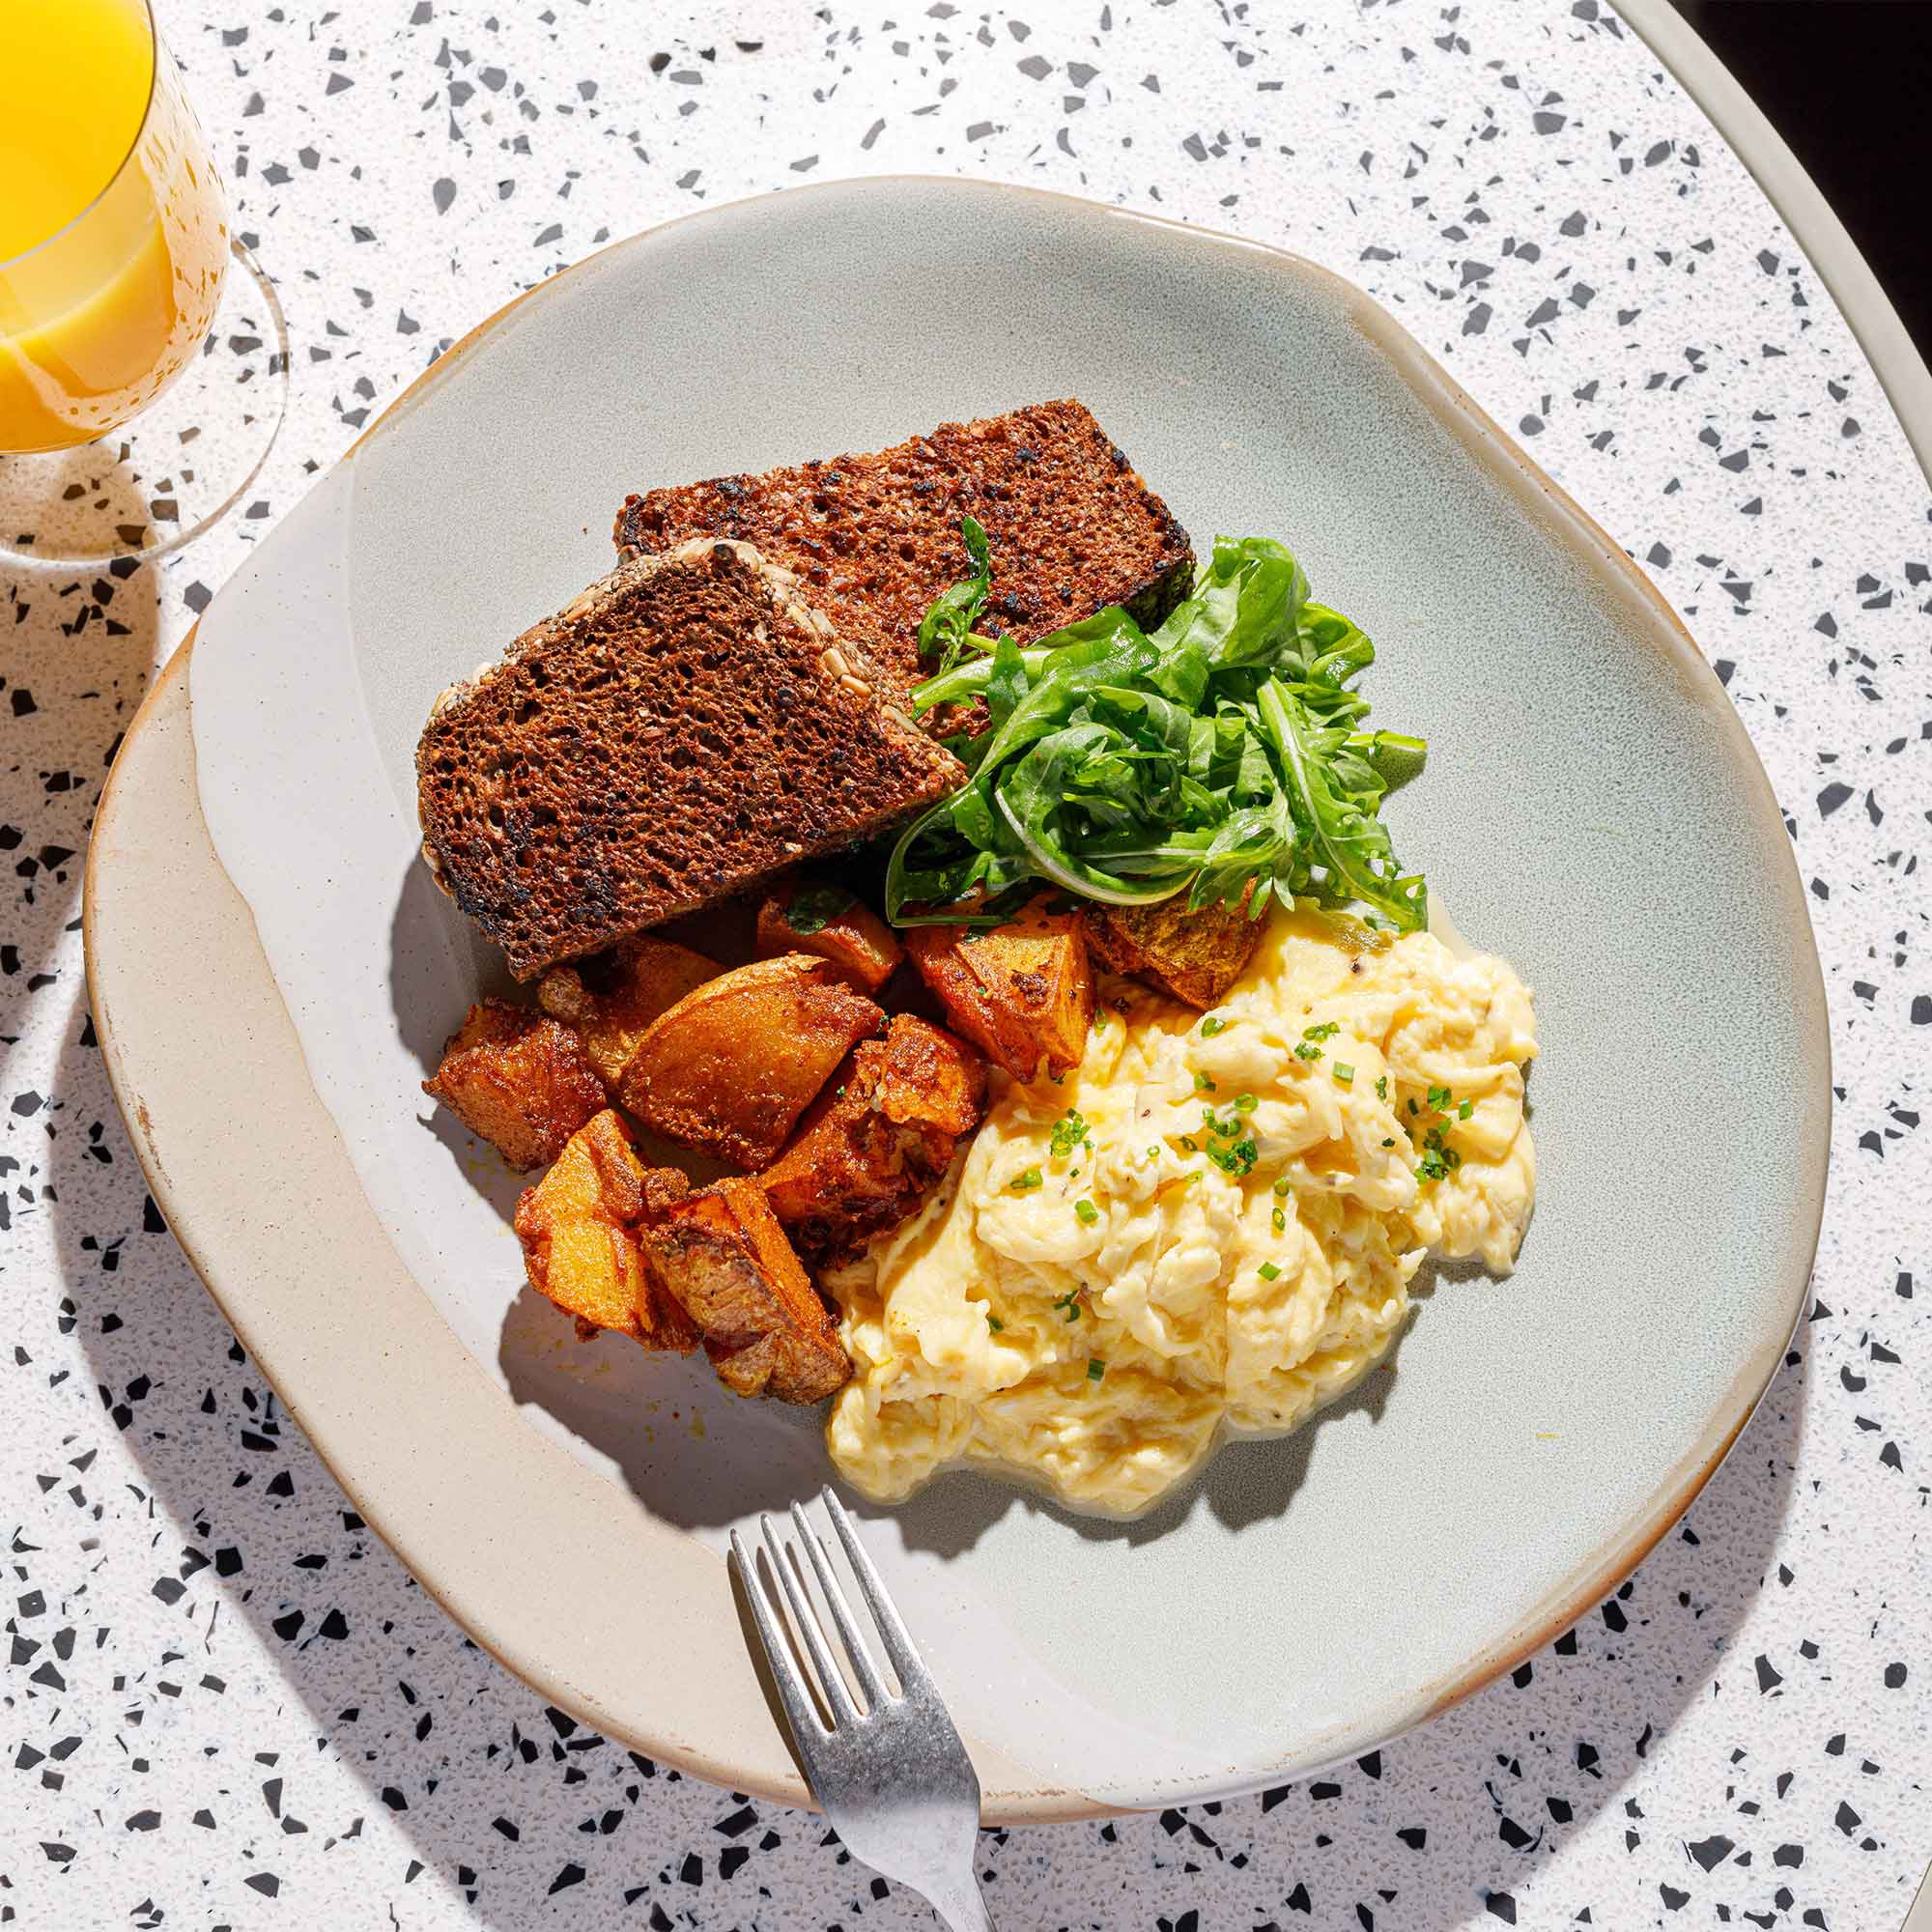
4 2 1928 1926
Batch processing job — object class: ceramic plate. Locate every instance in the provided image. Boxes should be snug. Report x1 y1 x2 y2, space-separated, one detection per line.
84 179 1829 1817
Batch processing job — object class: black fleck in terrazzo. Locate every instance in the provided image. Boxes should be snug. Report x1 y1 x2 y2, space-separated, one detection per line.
4 2 1929 1926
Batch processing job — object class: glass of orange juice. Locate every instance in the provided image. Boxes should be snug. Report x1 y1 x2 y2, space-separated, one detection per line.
0 0 288 566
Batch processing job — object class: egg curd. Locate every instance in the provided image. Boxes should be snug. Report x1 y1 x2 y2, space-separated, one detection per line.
825 904 1538 1516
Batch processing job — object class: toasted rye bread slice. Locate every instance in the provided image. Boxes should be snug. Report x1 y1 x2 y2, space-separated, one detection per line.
415 539 964 980
612 400 1194 696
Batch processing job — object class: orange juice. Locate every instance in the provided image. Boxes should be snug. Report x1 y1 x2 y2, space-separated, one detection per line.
0 0 229 453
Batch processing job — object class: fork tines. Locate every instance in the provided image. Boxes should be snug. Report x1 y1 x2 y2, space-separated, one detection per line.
730 1486 928 1736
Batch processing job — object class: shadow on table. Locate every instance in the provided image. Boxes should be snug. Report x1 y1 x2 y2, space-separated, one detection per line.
50 949 1810 1925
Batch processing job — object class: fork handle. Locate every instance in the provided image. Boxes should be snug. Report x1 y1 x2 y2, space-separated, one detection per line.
923 1871 996 1931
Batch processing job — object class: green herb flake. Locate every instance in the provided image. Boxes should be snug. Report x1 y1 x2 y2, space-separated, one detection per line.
1271 1205 1287 1233
1199 1016 1228 1037
1206 1137 1259 1178
1375 1075 1389 1101
784 881 857 936
986 1313 1004 1333
1415 1123 1463 1183
1053 1290 1083 1322
1258 1262 1281 1281
1273 1177 1292 1197
1380 1137 1397 1148
1048 1110 1090 1160
1074 1198 1099 1226
1302 1021 1340 1042
1332 1062 1355 1085
1086 1357 1106 1382
1459 1097 1475 1121
1179 1135 1199 1153
1009 1166 1043 1194
1234 1093 1258 1114
1194 1070 1217 1094
1293 1041 1324 1063
1426 1084 1453 1115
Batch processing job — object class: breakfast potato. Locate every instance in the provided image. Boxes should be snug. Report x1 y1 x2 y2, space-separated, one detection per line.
755 875 902 994
537 934 719 1090
760 1015 987 1264
512 1110 698 1349
904 896 1093 1082
618 954 883 1169
1084 892 1264 1009
422 998 606 1170
641 1177 851 1403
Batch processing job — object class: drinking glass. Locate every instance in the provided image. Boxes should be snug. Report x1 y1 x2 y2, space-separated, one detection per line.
0 0 289 566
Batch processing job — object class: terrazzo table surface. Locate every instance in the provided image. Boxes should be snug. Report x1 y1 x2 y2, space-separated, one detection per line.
5 2 1929 1926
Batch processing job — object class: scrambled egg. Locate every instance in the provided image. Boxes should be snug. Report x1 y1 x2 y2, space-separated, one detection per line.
825 904 1538 1516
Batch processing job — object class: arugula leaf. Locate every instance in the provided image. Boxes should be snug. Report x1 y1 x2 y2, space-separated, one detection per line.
886 522 1429 933
915 515 992 677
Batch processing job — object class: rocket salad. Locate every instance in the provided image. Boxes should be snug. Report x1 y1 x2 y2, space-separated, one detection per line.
885 524 1429 932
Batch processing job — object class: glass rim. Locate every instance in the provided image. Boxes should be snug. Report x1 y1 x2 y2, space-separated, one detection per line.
1 0 162 276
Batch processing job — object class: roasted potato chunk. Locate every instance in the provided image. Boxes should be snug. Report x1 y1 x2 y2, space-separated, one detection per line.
904 896 1093 1083
1084 894 1264 1009
618 955 882 1169
537 935 718 1090
512 1111 697 1349
642 1178 850 1403
422 998 606 1170
755 876 902 994
760 1016 987 1263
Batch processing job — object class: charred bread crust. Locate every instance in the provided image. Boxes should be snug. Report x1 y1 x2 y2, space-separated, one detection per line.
611 400 1194 696
414 539 964 980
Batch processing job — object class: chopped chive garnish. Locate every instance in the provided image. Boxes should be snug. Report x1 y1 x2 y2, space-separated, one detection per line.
1234 1093 1257 1113
1075 1198 1099 1225
1271 1205 1287 1233
1179 1135 1199 1152
1416 1123 1463 1182
1200 1016 1228 1037
1293 1041 1323 1062
1053 1290 1082 1321
1086 1357 1106 1382
1273 1177 1292 1197
1459 1097 1475 1121
1205 1136 1258 1178
1427 1084 1453 1114
1009 1166 1043 1193
1380 1137 1397 1148
1258 1262 1281 1281
1194 1070 1217 1093
1332 1062 1355 1085
1049 1110 1090 1159
1375 1075 1389 1100
986 1313 1004 1332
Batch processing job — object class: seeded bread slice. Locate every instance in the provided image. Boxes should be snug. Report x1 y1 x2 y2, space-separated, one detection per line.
612 400 1195 696
415 539 964 980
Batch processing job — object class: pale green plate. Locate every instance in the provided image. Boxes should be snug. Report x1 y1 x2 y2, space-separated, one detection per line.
87 179 1829 1816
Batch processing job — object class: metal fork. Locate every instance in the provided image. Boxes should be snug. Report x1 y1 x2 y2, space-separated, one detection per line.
730 1488 994 1931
